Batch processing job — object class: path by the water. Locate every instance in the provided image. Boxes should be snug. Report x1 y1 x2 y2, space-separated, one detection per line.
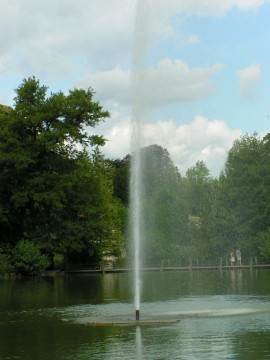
66 263 270 274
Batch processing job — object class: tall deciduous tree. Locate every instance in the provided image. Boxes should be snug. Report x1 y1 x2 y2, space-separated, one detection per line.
138 145 188 265
109 156 130 206
183 161 216 260
222 134 270 258
0 77 123 265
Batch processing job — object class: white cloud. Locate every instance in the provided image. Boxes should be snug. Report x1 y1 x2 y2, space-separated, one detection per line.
0 0 268 80
77 59 223 108
0 0 135 77
143 116 242 175
94 115 242 176
77 66 130 106
0 53 12 74
0 0 266 170
237 63 261 100
148 0 270 17
140 59 223 106
231 0 268 11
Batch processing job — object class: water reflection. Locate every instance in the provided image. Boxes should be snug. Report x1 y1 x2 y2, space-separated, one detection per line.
136 326 143 360
228 269 243 293
1 269 270 359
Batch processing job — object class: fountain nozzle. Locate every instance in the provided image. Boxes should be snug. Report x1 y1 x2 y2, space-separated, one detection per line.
136 309 140 321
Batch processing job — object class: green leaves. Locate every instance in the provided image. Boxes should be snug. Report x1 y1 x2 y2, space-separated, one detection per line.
0 77 124 267
222 134 270 258
12 240 50 275
0 250 13 275
259 229 270 260
1 77 270 269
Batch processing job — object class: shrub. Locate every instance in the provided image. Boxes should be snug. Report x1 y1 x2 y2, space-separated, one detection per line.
0 251 13 275
12 240 50 275
113 256 126 268
260 229 270 262
53 254 64 270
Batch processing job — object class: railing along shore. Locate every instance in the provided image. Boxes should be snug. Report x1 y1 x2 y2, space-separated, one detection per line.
66 261 270 274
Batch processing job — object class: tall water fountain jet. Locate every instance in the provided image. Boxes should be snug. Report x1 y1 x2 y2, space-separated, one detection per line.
130 0 149 321
130 107 142 321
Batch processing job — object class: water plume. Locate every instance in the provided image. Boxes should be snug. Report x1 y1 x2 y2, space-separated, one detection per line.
130 0 150 320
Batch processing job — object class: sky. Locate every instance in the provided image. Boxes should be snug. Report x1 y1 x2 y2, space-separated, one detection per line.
1 0 270 176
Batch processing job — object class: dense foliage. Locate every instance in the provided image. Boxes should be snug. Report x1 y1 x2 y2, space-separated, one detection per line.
124 137 270 266
0 78 270 275
138 145 188 265
0 77 125 274
221 134 270 260
12 240 51 275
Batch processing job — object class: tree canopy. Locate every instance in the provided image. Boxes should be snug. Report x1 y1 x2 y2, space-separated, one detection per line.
0 77 124 270
1 77 270 274
222 134 270 256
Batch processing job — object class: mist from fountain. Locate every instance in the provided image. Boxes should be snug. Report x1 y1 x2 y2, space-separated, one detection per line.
130 0 149 321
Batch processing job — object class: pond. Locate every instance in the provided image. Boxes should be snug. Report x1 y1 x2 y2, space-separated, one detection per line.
1 269 270 359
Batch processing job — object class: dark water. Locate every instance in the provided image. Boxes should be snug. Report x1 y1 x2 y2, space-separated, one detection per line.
1 269 270 359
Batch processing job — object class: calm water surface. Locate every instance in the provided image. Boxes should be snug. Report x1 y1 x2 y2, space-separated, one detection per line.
0 269 270 359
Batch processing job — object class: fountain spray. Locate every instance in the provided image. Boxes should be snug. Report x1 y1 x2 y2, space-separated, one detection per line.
130 0 149 321
131 67 143 321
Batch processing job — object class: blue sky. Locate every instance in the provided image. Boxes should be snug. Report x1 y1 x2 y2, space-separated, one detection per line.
147 4 270 133
0 0 270 176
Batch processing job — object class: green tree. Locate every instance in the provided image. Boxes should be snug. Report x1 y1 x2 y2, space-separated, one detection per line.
0 250 13 275
12 240 50 275
184 160 211 217
136 145 188 265
109 155 130 206
183 161 217 260
0 77 123 266
222 134 270 258
259 228 270 261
